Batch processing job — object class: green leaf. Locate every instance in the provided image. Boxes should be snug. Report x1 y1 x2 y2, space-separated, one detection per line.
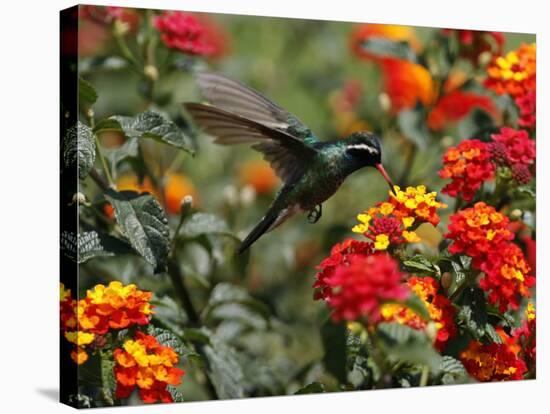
402 255 440 277
457 108 496 140
150 327 198 360
151 295 189 335
79 77 98 105
320 320 347 384
104 138 139 167
77 230 134 263
100 352 116 405
514 185 536 200
104 189 170 273
449 260 467 297
403 293 431 321
361 38 418 62
456 287 501 343
376 323 442 371
166 386 185 403
94 111 194 154
397 106 431 150
294 381 325 394
63 121 95 180
202 283 270 329
203 333 246 399
178 213 231 239
439 356 470 385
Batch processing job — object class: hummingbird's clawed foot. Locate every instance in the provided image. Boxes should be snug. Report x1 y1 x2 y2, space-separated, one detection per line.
307 204 322 223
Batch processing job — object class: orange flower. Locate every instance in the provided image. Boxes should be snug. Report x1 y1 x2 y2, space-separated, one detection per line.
238 159 279 194
380 59 436 112
105 173 199 217
164 172 198 215
485 43 536 98
460 330 527 381
114 332 185 403
381 277 456 350
351 24 421 60
60 281 154 364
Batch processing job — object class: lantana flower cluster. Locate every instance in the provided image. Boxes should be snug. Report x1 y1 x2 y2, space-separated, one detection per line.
60 281 153 364
490 127 536 184
153 11 223 57
352 185 446 250
313 240 409 322
439 139 495 202
446 202 535 311
381 277 457 351
513 303 536 367
460 328 527 381
114 332 185 404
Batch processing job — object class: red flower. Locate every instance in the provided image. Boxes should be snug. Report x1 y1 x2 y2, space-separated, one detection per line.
479 243 535 312
381 276 456 351
315 251 409 322
516 90 536 129
445 202 513 261
490 127 535 168
154 11 219 56
427 90 497 131
439 140 495 201
441 29 504 66
460 338 527 381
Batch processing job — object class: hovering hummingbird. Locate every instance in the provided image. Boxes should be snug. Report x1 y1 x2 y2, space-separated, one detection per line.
184 72 395 254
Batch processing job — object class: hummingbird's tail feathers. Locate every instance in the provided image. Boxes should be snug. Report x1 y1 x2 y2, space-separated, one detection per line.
236 210 279 255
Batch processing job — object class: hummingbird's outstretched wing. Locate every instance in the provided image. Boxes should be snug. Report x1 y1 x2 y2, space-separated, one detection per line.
194 71 320 144
184 102 318 184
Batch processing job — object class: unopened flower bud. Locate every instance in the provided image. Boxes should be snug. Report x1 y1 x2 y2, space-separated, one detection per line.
113 19 130 36
510 209 523 220
144 64 159 82
179 195 193 217
240 185 256 206
223 185 238 206
378 92 391 113
441 136 454 148
425 321 438 343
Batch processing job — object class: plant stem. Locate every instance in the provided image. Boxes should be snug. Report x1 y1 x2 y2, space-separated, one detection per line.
112 28 141 71
398 142 417 187
419 365 430 387
167 258 200 326
94 134 115 187
90 168 110 192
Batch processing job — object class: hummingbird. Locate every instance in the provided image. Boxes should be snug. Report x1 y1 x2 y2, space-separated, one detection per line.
184 72 395 254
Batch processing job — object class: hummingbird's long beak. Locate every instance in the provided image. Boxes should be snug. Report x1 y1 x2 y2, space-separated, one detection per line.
375 164 396 196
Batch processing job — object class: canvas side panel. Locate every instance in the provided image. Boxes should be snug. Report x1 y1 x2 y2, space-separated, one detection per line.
60 5 79 408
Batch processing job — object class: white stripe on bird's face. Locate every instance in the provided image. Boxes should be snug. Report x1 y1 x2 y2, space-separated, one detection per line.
346 143 379 154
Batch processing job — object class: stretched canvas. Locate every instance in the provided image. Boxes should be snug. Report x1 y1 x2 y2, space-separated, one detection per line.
60 4 536 408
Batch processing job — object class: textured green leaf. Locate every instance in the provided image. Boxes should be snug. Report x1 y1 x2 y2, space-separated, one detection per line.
63 121 95 179
203 333 246 399
439 356 470 385
150 327 198 360
376 323 442 371
361 38 418 62
79 77 98 105
397 106 431 150
179 213 231 239
294 381 325 394
100 353 116 405
104 189 170 273
321 320 347 384
456 287 501 342
449 260 467 297
77 230 134 263
166 385 185 402
94 111 194 153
